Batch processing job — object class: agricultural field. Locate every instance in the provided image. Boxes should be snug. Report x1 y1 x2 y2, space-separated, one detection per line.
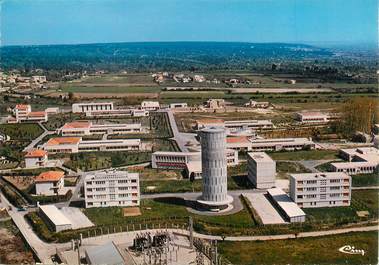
219 231 378 265
0 123 43 141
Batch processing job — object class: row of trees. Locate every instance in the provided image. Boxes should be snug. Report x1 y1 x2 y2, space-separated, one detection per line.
334 97 378 136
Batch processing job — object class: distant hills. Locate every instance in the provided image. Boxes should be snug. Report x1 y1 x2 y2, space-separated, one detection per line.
0 42 335 71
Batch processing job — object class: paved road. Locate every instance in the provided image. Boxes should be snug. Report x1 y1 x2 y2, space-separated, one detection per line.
161 109 198 152
23 122 56 152
2 189 378 263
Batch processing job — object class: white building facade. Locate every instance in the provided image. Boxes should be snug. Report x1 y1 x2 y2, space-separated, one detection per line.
84 170 140 208
72 102 114 114
289 172 351 208
247 152 276 189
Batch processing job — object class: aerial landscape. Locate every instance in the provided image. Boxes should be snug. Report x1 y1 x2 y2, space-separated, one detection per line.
0 0 377 264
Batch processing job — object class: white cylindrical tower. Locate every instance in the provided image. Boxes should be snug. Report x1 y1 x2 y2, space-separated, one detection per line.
197 126 233 210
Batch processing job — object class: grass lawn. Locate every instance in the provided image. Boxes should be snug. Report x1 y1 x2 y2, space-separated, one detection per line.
0 123 43 140
269 150 339 161
352 173 379 187
84 197 254 230
218 231 378 265
304 189 379 222
64 151 151 171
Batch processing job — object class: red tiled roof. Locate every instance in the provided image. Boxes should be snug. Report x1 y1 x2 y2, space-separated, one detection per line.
35 171 64 182
227 136 250 144
25 149 47 158
62 121 91 129
46 137 81 146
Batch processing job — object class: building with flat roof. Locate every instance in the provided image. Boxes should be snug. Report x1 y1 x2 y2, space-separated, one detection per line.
8 104 48 123
267 188 306 223
295 111 339 124
205 99 225 109
224 120 274 131
59 121 142 136
84 169 140 208
35 171 65 195
226 136 253 151
39 205 72 232
250 137 315 152
289 172 351 208
330 147 379 175
85 241 125 265
169 103 188 109
244 100 270 109
141 101 160 110
72 102 114 114
247 152 276 189
151 149 238 179
25 149 48 168
196 119 274 131
43 137 142 153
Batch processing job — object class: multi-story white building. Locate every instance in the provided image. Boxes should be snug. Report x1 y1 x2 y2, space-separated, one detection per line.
24 149 48 168
43 137 142 153
330 147 379 175
84 170 140 208
35 171 65 195
141 101 160 110
289 172 351 208
247 152 276 189
151 149 238 179
72 102 114 114
59 121 142 136
8 104 48 123
250 137 315 152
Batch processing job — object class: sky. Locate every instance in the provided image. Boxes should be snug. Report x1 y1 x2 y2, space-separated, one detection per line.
1 0 377 46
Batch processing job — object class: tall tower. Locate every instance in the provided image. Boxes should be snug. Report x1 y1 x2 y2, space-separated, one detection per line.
197 127 233 211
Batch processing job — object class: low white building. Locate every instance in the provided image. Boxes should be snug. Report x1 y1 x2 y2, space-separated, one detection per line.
196 119 273 131
295 111 339 124
289 172 351 208
205 99 225 109
247 152 276 189
43 137 143 153
226 136 252 151
25 149 48 168
151 149 238 179
330 147 379 175
169 103 188 109
250 137 315 152
39 205 72 232
141 101 160 110
244 100 270 109
60 121 142 136
84 169 140 208
35 171 65 196
131 109 149 117
267 188 306 223
72 102 114 114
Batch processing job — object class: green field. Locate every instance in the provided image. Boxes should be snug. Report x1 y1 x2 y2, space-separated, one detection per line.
269 150 339 161
352 173 379 187
219 231 378 265
304 189 379 222
60 86 161 93
0 123 43 141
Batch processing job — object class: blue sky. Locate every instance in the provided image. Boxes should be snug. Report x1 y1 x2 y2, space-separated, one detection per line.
1 0 377 46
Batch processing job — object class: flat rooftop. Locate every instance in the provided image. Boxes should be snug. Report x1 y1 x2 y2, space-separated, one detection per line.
290 172 350 180
250 137 312 144
39 205 72 226
267 188 306 218
247 152 274 162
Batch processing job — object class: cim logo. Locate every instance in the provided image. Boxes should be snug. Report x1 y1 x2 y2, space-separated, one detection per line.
338 245 365 256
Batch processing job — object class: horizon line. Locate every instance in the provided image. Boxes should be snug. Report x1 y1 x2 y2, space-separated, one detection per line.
1 40 377 48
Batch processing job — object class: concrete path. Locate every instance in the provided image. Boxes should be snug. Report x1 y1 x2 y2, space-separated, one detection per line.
23 122 56 152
